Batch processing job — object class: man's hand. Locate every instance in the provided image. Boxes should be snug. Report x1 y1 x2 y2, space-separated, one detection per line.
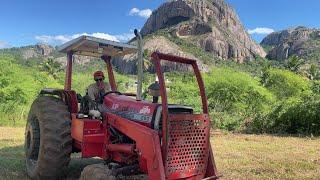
89 110 101 118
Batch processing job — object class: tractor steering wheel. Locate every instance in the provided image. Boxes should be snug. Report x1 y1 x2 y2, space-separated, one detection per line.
99 91 122 104
102 91 122 98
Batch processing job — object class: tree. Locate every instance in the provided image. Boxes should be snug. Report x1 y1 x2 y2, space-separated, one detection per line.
40 58 62 79
139 49 152 71
285 55 304 73
260 60 272 86
308 64 320 80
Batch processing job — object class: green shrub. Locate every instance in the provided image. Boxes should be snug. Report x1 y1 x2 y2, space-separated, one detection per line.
311 80 320 94
264 68 311 98
210 111 245 131
167 77 202 113
0 54 62 126
250 70 319 135
264 94 320 135
205 68 275 131
251 97 301 133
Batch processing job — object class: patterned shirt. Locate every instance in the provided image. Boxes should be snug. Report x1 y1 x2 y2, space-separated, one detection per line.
86 82 111 101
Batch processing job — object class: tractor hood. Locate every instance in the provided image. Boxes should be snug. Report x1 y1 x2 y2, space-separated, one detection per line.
100 94 159 128
99 94 194 130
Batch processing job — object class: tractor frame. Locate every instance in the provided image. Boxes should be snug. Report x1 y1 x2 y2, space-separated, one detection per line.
36 34 219 179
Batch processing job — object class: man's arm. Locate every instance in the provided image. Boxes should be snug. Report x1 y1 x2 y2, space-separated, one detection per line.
104 82 111 91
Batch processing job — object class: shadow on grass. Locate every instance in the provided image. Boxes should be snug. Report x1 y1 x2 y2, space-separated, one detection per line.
242 132 320 139
0 144 27 180
0 145 104 180
213 129 320 139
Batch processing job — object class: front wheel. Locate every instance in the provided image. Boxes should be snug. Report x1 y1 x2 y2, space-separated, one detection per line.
25 96 72 179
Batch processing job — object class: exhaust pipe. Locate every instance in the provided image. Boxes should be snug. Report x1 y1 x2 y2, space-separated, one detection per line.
134 29 143 101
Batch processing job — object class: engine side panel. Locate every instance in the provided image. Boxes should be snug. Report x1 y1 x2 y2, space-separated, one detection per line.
71 114 106 158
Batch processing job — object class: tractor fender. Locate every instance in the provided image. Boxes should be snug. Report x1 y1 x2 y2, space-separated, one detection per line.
39 88 78 113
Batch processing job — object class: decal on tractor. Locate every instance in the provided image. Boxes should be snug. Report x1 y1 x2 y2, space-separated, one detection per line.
139 106 151 114
111 103 119 110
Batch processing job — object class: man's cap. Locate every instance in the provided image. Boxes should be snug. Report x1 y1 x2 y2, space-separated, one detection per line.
93 71 104 78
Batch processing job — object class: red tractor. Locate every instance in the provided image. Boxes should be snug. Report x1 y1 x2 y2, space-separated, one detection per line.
24 30 219 180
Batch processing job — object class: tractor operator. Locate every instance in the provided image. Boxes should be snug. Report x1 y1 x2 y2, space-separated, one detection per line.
87 71 111 102
80 71 110 117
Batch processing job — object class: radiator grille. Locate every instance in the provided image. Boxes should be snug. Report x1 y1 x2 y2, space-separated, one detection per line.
166 114 210 178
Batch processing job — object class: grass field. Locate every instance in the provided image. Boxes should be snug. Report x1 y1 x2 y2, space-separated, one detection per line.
0 127 319 180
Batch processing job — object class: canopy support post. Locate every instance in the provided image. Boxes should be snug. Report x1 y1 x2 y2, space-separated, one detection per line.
64 51 73 91
102 56 117 91
135 29 143 101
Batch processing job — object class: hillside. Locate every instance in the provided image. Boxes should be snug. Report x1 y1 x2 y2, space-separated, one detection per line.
261 26 320 63
0 44 100 67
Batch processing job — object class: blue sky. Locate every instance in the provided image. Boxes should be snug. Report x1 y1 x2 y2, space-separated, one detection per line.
0 0 319 48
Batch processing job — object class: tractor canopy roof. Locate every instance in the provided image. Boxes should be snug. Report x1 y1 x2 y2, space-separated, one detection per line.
58 35 137 58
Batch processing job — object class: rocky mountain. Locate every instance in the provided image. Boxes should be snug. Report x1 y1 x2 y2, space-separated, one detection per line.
1 44 55 60
21 44 54 59
141 0 265 61
261 26 320 62
0 44 99 67
114 0 266 73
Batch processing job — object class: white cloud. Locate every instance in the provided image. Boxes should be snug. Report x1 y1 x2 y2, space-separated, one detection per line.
35 32 135 45
139 9 152 18
115 33 135 42
129 8 140 15
71 33 119 42
248 27 275 35
129 8 152 18
35 35 73 44
0 40 10 49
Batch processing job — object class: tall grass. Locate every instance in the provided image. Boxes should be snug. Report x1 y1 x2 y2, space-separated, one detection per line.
0 54 62 126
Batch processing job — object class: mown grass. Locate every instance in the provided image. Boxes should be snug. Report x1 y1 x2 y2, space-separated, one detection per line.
0 127 102 180
0 127 319 179
212 132 320 179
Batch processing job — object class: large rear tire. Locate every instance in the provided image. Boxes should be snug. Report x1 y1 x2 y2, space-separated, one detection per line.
25 96 72 179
